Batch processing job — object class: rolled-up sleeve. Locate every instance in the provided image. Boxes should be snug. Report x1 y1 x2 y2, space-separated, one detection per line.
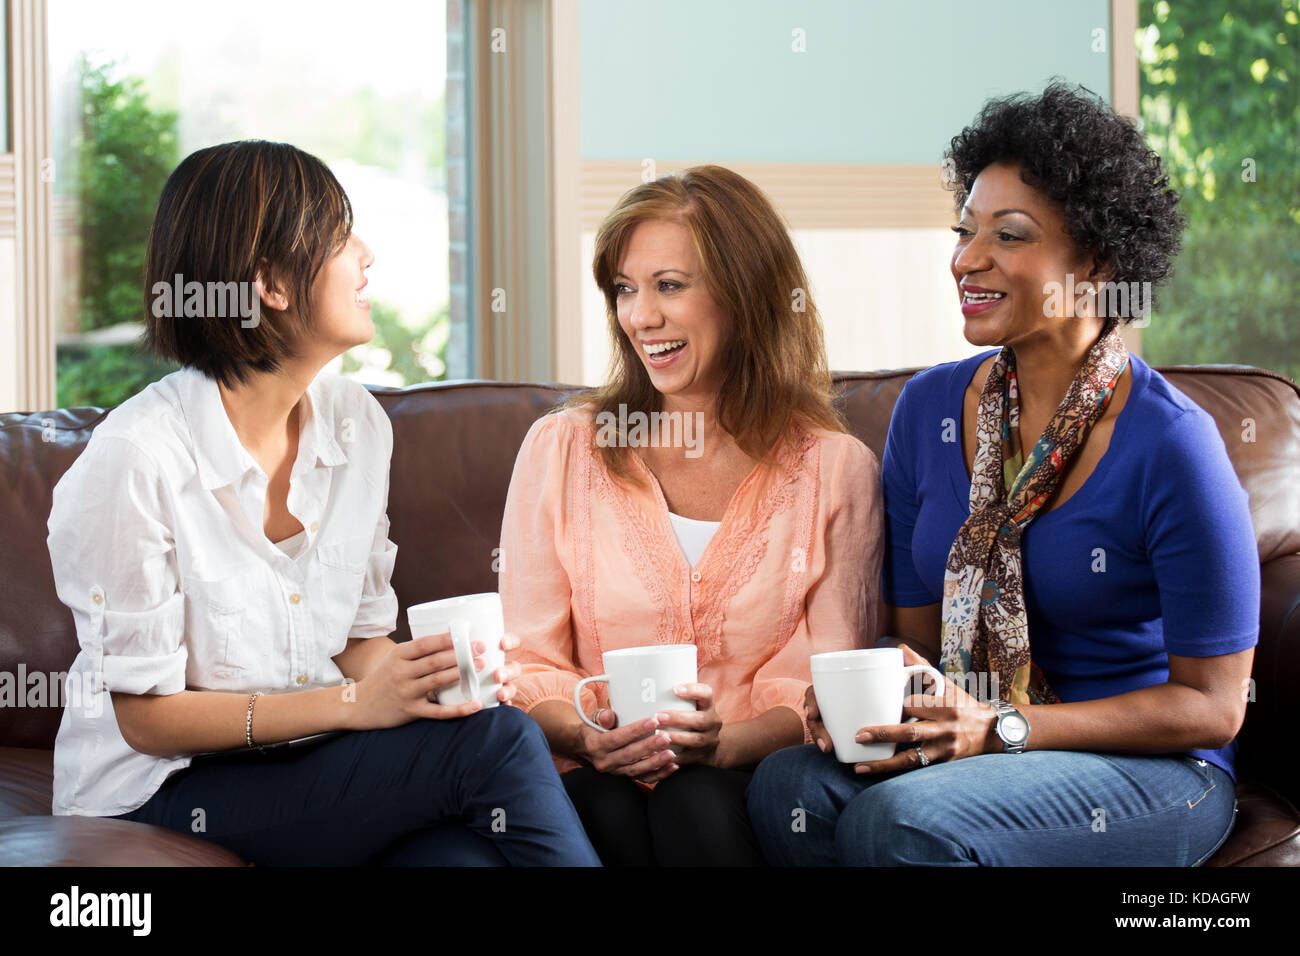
750 436 884 740
48 436 188 696
499 413 593 714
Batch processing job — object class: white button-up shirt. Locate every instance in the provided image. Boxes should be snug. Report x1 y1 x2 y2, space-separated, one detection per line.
48 367 398 816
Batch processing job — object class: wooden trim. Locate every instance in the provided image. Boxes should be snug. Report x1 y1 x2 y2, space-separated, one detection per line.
469 3 485 376
547 0 581 385
0 154 15 236
507 0 524 381
581 160 955 232
1110 0 1140 120
1111 0 1141 354
469 0 497 379
10 0 55 411
469 0 554 382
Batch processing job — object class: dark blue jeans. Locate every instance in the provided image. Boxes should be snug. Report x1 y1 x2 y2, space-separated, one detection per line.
747 744 1237 866
117 706 600 866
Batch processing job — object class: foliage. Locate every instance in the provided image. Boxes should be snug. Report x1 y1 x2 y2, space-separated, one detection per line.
144 54 446 187
340 300 450 385
56 62 447 407
56 345 179 409
1138 0 1300 380
318 89 445 184
72 56 179 332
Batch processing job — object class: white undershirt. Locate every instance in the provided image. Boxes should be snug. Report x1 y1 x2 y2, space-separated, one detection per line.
274 529 306 557
668 511 721 567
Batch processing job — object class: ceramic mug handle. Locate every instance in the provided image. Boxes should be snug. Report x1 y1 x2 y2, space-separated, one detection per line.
901 664 945 723
573 675 610 730
449 619 480 703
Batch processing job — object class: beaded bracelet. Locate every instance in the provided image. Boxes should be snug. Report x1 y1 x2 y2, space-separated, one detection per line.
245 691 263 748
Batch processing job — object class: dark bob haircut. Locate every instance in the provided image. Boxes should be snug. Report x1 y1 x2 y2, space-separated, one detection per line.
944 81 1184 319
144 140 353 386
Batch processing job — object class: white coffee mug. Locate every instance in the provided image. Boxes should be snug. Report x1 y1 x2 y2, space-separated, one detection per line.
573 645 697 730
406 592 506 708
811 647 945 763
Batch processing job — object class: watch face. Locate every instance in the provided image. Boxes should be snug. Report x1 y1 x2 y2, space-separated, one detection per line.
1001 714 1029 743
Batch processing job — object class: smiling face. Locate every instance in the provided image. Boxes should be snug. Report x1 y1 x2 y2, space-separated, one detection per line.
614 219 729 405
950 162 1101 349
301 231 376 361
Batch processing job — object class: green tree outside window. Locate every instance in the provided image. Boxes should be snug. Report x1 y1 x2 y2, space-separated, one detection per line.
1138 0 1299 382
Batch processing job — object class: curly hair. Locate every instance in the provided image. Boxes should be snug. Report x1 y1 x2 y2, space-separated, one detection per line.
944 81 1184 319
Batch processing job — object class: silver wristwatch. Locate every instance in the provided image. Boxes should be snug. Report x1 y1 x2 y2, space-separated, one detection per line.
991 699 1030 754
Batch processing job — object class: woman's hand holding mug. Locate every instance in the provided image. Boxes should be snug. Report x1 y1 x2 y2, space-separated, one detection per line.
348 632 484 729
575 710 677 782
804 683 835 754
847 644 998 775
657 682 722 769
348 632 523 730
572 644 700 783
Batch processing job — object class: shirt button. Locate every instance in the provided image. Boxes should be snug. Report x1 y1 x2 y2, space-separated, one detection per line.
309 521 319 533
290 593 302 604
296 674 308 685
91 592 103 604
690 570 701 583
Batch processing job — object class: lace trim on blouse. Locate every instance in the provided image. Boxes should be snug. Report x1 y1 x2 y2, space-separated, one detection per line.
574 421 821 667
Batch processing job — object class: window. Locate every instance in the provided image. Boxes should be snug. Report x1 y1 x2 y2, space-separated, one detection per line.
47 0 451 407
1136 0 1299 382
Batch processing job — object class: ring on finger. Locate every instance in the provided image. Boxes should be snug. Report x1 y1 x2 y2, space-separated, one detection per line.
915 745 930 767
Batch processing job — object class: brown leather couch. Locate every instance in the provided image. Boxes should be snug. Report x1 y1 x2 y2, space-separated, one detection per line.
2 366 1298 866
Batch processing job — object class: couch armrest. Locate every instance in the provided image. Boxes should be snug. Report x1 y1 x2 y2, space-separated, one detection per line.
1206 781 1300 866
0 815 246 866
1234 553 1300 805
0 747 244 865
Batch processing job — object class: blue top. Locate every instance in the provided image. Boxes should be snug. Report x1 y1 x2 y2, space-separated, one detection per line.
881 350 1260 778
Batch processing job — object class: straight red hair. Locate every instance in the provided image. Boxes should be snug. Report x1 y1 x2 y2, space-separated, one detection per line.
568 164 844 482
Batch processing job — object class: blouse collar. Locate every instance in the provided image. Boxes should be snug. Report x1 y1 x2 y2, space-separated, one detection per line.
173 366 348 491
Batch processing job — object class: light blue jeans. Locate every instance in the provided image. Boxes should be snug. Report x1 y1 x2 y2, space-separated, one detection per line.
747 744 1237 866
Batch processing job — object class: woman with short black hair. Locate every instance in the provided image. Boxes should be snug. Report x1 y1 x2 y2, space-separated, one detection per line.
48 140 599 866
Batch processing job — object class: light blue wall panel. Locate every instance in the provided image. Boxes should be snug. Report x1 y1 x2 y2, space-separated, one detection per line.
581 0 1113 164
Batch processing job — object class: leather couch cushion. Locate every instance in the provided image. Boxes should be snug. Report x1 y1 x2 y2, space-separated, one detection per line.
372 382 579 642
2 367 1298 746
0 815 245 866
1207 782 1300 867
0 747 55 819
0 747 244 865
2 366 1300 865
1158 367 1300 564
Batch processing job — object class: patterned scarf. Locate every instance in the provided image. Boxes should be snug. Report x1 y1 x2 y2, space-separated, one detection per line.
939 319 1129 706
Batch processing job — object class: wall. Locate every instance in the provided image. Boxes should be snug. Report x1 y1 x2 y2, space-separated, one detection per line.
581 0 1111 164
575 0 1116 382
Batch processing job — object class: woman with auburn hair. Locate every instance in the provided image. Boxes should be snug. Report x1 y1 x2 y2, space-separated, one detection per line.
47 140 598 866
499 164 884 865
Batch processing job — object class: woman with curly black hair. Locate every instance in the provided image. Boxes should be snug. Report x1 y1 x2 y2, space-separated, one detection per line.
747 81 1259 866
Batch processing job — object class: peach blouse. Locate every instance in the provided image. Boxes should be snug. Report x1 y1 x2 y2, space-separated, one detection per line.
499 406 884 756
